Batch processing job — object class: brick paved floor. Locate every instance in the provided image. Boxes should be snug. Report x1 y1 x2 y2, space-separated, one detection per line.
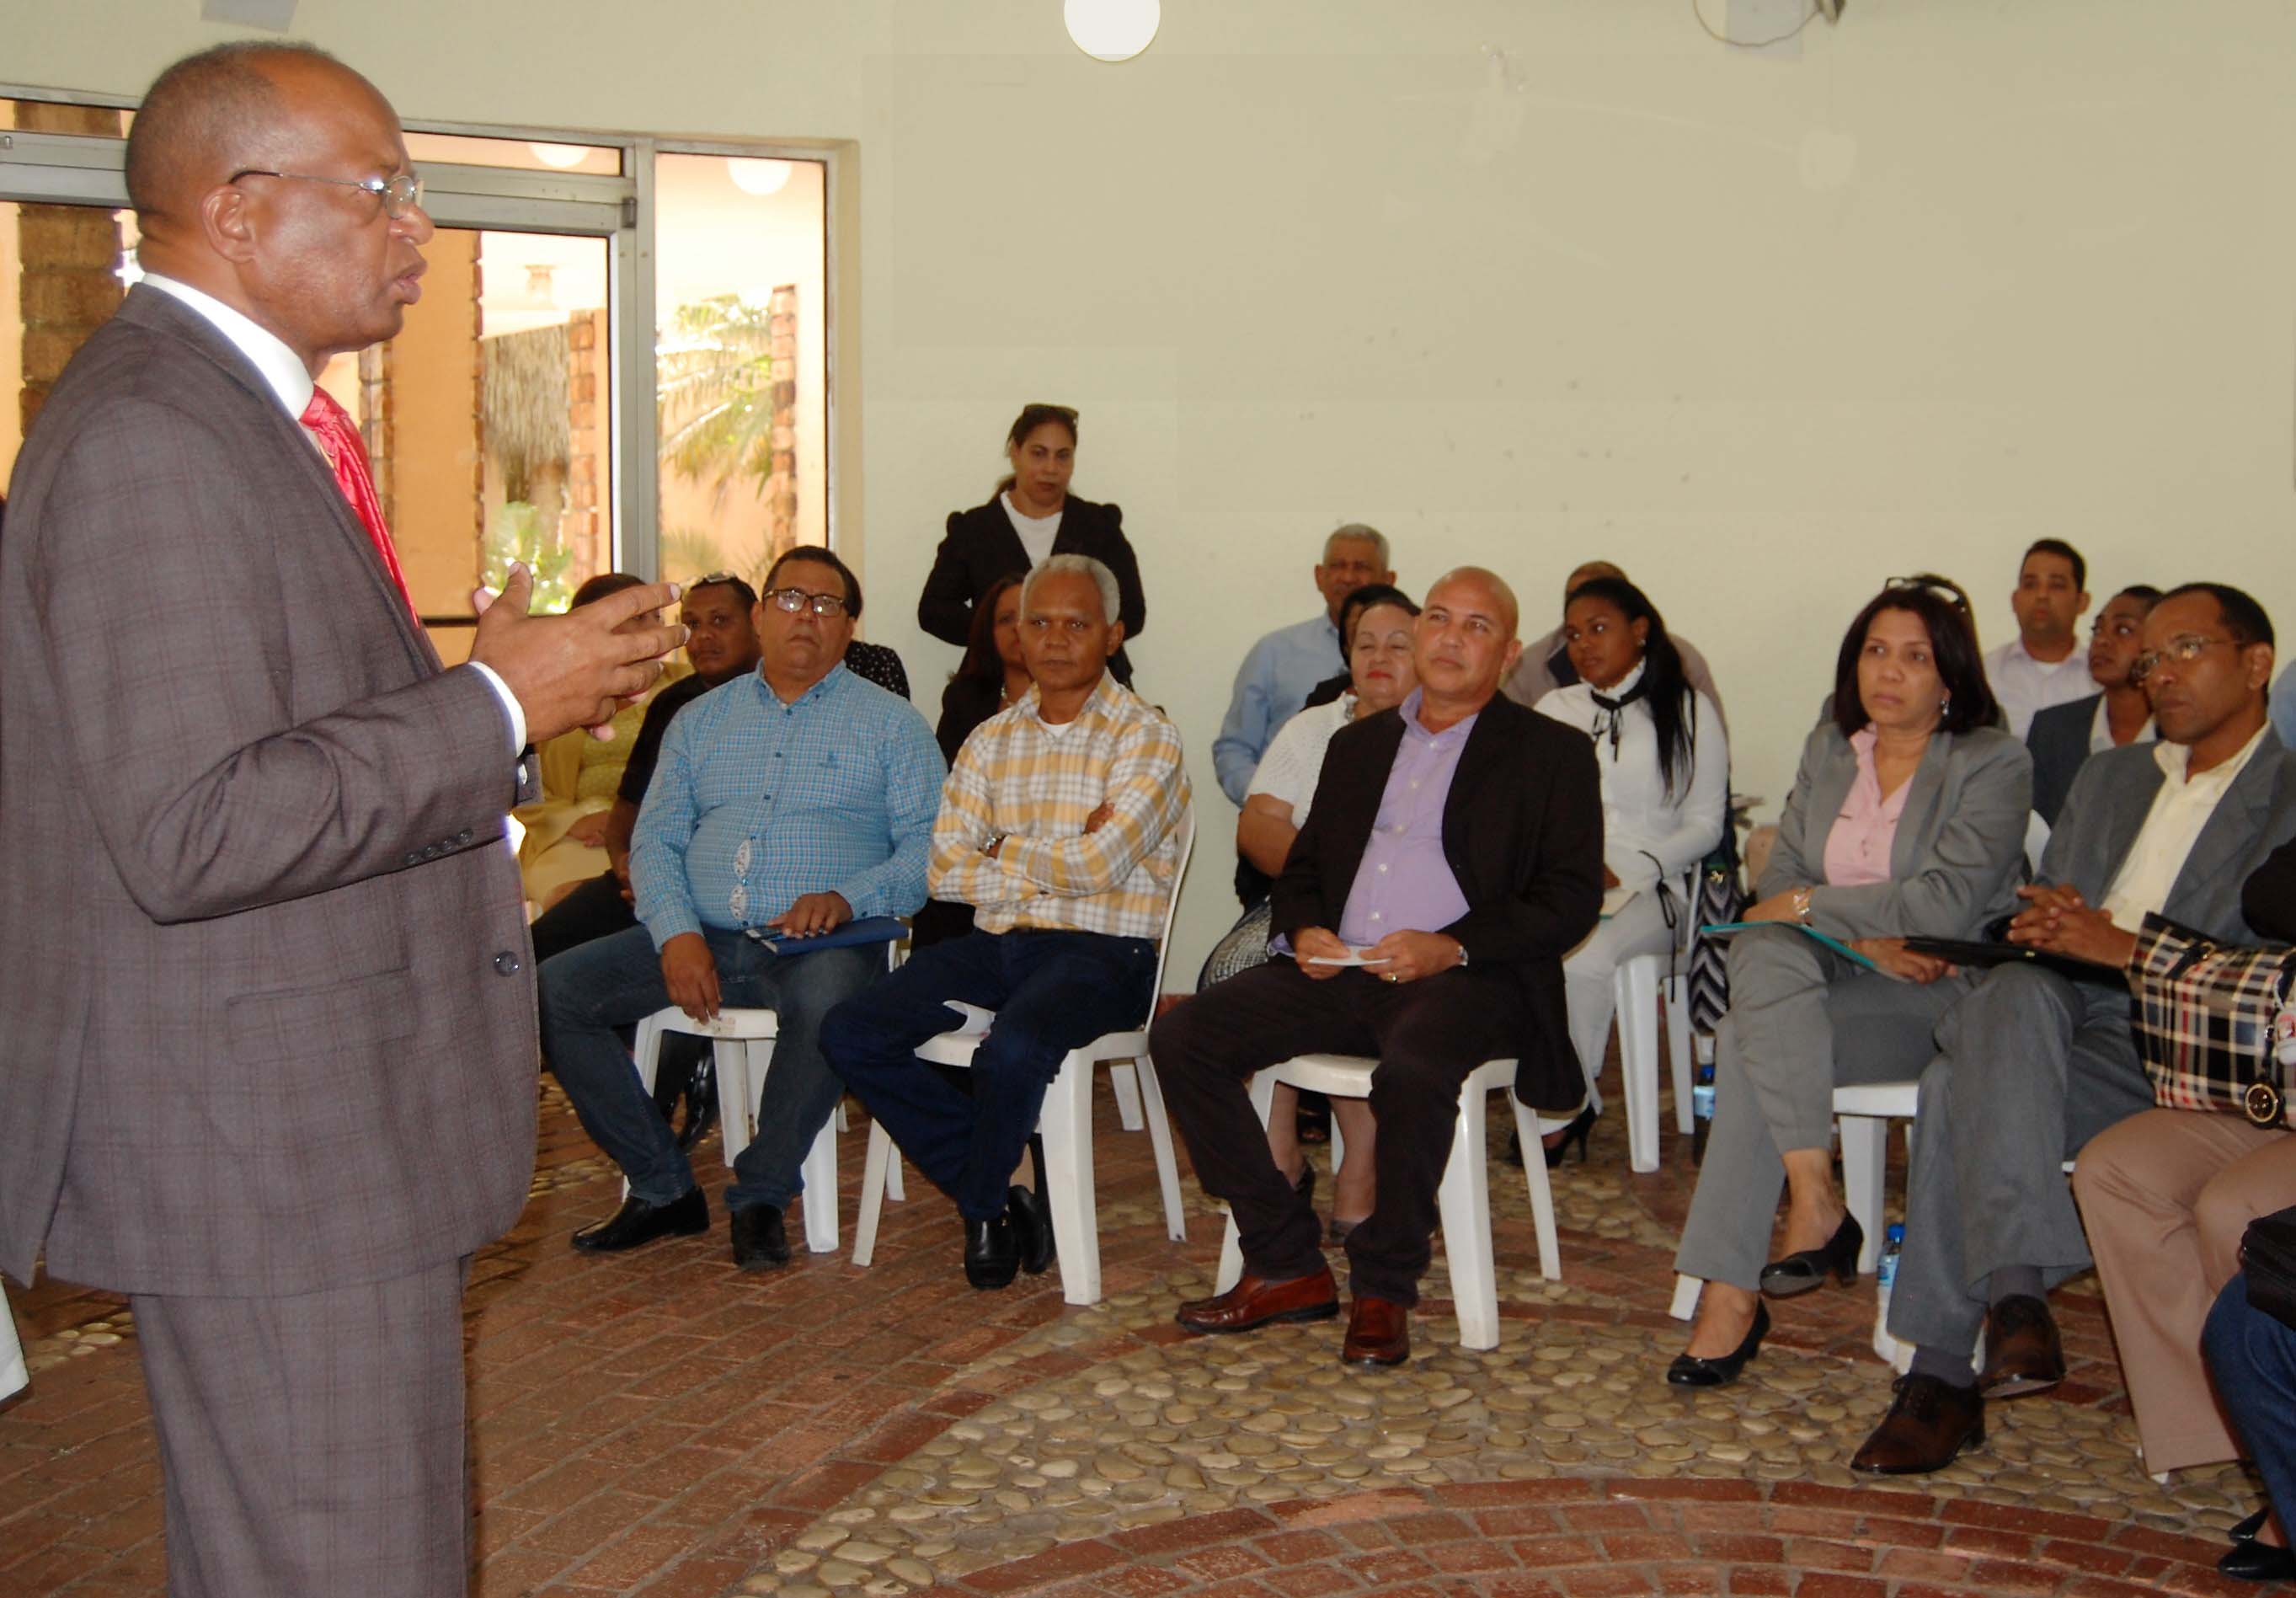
0 1067 2272 1596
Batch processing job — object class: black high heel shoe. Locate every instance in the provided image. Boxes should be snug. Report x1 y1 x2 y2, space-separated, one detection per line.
1667 1301 1770 1387
2220 1538 2296 1583
1758 1212 1864 1298
1543 1106 1597 1169
2230 1506 2271 1543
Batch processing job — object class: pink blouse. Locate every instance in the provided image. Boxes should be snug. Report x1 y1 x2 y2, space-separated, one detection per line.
1822 727 1911 888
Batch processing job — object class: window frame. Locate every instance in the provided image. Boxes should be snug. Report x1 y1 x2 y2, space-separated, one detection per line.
0 87 844 585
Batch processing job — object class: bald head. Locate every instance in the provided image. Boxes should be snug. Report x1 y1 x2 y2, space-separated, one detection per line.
1563 561 1625 602
1431 566 1519 639
125 41 354 222
1414 566 1524 717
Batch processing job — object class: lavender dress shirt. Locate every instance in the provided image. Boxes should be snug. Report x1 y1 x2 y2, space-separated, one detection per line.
1333 690 1475 945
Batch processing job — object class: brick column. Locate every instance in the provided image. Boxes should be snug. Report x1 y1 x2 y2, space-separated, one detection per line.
564 307 608 580
766 285 798 558
16 103 127 440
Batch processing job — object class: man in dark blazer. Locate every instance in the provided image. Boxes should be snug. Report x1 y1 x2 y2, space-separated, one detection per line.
1153 567 1603 1366
2026 583 2160 827
0 44 679 1596
1854 584 2296 1476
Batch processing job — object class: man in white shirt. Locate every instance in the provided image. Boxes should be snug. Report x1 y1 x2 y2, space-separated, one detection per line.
1211 524 1395 805
1851 583 2296 1476
1984 539 2096 738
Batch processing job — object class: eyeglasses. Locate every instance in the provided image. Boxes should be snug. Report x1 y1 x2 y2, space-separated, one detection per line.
2131 633 2233 684
1886 574 1972 612
229 168 426 220
764 586 849 618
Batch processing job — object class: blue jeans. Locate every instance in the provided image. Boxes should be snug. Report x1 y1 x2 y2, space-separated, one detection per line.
820 929 1156 1221
537 924 886 1213
2205 1275 2296 1521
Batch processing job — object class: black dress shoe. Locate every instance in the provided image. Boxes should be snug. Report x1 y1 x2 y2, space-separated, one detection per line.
2221 1537 2296 1582
1850 1374 1985 1474
729 1205 791 1270
2230 1506 2272 1543
1666 1301 1770 1387
571 1189 708 1253
1758 1213 1864 1298
1978 1294 2066 1398
964 1214 1018 1290
1008 1184 1055 1275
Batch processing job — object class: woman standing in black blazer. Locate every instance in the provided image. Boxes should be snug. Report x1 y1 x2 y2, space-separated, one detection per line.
917 404 1147 684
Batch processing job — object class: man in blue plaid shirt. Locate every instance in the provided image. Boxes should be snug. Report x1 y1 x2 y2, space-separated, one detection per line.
539 547 943 1269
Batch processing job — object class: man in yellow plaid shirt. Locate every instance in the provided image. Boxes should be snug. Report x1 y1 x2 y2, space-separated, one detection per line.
824 555 1189 1289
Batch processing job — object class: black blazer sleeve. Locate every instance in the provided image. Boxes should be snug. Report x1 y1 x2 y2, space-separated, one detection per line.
1442 719 1605 965
1080 501 1146 643
919 508 992 648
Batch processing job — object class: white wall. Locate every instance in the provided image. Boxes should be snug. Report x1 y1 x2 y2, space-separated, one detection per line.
14 2 2296 977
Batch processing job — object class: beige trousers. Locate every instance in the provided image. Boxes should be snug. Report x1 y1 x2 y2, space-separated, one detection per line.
2073 1109 2296 1472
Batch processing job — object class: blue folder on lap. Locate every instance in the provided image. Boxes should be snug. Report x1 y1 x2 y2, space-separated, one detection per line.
1700 920 1879 971
745 914 909 954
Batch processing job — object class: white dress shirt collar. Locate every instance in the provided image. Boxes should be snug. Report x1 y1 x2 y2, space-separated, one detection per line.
141 274 316 420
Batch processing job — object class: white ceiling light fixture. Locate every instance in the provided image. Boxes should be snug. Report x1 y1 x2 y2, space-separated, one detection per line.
528 142 590 169
1064 0 1161 63
726 158 796 196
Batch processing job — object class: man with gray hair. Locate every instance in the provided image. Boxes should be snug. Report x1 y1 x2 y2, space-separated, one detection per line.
824 554 1191 1291
1214 524 1397 805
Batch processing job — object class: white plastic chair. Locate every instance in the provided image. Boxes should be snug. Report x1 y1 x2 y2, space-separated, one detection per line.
849 806 1199 1306
1613 953 1693 1174
1211 1055 1583 1351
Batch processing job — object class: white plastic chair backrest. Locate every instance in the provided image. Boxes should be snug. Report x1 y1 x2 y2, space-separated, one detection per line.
1135 804 1197 1028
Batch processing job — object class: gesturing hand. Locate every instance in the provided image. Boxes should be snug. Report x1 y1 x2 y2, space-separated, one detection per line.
471 564 686 746
659 933 721 1022
766 891 852 939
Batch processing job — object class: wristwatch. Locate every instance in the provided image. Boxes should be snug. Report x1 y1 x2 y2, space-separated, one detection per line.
1791 886 1813 923
1455 943 1470 970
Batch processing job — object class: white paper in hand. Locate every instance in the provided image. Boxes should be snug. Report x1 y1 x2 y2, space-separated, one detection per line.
1305 947 1393 967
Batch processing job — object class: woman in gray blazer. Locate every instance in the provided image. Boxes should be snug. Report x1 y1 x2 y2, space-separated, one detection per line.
1667 582 2032 1386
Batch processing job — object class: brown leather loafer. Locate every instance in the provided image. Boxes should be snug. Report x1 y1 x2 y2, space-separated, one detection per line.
1174 1266 1339 1334
1850 1374 1984 1475
1341 1295 1411 1367
1978 1294 2065 1398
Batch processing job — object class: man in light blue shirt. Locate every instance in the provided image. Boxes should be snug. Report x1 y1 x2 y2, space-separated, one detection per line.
539 546 943 1269
1211 524 1395 805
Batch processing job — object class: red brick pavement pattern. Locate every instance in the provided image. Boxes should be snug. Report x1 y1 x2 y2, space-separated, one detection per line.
927 1481 2250 1598
0 1074 2219 1595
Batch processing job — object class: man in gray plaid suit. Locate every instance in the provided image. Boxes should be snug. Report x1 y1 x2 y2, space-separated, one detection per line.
0 43 681 1597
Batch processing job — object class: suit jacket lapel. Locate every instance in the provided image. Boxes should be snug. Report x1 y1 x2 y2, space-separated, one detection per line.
122 290 435 676
1441 704 1511 891
2164 737 2286 928
1322 713 1404 918
1887 734 1952 880
2075 758 2165 901
1801 735 1860 876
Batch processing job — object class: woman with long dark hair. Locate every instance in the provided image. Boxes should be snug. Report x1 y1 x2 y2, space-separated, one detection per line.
1532 576 1727 1162
1665 581 2030 1387
917 404 1147 683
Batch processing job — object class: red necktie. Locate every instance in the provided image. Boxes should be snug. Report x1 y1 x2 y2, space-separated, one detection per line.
301 387 419 623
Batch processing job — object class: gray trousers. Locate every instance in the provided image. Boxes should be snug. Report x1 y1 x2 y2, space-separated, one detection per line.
1885 963 2155 1355
1675 926 1971 1291
132 1258 471 1597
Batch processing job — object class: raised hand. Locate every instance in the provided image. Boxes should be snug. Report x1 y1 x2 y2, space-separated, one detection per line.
470 564 686 746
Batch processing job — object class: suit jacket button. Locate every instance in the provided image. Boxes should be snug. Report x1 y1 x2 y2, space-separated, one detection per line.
494 950 521 975
457 830 474 845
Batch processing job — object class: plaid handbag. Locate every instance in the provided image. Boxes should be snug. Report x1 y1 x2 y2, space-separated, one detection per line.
2128 912 2296 1127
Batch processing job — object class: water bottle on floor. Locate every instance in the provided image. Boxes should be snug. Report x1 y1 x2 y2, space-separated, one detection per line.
1872 1223 1910 1373
1690 1060 1717 1165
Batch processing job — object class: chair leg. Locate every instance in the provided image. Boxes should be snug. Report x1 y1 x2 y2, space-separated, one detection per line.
1510 1099 1563 1284
1039 1053 1100 1306
1839 1113 1888 1275
1213 1072 1280 1295
716 1040 753 1168
1108 1061 1146 1131
625 1016 666 1201
799 1115 839 1253
1438 1083 1498 1350
885 1149 907 1204
1670 1273 1704 1322
1663 973 1695 1136
851 1121 894 1267
1130 1056 1188 1243
1615 959 1660 1173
